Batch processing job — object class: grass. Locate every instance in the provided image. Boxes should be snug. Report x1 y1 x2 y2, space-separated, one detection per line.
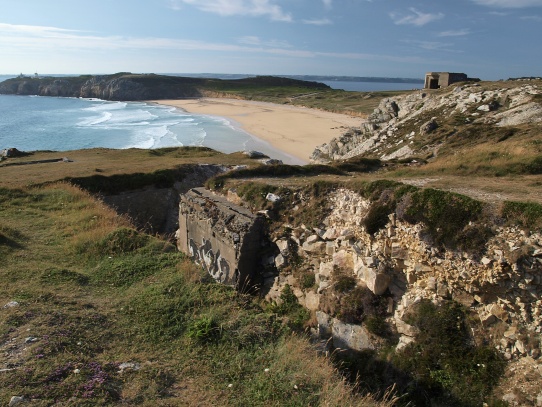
0 182 390 406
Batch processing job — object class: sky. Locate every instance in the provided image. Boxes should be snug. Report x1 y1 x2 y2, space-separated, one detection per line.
0 0 541 80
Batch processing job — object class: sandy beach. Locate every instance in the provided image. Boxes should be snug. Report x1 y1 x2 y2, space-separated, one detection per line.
151 98 363 164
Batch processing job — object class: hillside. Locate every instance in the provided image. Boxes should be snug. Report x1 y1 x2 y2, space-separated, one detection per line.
1 78 542 406
312 79 542 179
0 73 329 101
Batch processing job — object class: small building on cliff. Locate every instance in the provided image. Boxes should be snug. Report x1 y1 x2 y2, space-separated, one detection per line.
424 72 479 89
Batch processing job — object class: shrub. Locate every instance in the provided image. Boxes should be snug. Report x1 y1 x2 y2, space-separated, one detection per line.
187 315 221 343
363 202 393 235
394 300 506 406
524 155 542 174
400 188 488 251
501 201 542 231
270 285 310 331
333 272 357 293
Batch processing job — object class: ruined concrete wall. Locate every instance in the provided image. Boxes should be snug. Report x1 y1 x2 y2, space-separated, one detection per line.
101 164 227 235
424 72 468 89
177 188 265 289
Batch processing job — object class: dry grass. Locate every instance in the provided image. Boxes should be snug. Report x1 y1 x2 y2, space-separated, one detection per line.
1 182 392 406
0 147 257 189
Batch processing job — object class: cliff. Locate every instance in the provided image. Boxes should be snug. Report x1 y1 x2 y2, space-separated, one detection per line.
183 176 542 405
311 79 542 172
0 73 329 101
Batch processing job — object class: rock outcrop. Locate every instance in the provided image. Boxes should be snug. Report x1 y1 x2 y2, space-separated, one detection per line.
0 73 205 100
260 188 542 361
311 80 542 163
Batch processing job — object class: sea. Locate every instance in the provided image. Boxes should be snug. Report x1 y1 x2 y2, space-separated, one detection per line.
0 74 421 165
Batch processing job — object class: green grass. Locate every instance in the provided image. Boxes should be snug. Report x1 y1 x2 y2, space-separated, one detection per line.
0 182 384 406
501 200 542 231
392 300 506 407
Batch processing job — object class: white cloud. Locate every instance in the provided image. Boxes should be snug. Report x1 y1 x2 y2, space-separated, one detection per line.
520 14 542 20
237 36 292 48
471 0 542 7
170 0 292 21
322 0 333 9
401 39 461 53
167 0 183 11
438 29 471 37
390 8 444 26
302 18 333 25
0 23 427 65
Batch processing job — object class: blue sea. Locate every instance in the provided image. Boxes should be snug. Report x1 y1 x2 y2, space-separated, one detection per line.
0 74 420 165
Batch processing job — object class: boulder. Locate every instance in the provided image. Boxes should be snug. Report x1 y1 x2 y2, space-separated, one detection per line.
489 304 509 322
420 118 438 135
359 267 391 295
302 241 326 254
243 150 267 159
316 311 332 337
395 318 420 337
266 193 281 202
304 291 320 311
396 335 415 352
1 148 26 158
331 318 375 351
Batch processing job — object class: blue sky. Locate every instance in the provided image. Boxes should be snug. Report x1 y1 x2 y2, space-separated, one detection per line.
0 0 541 80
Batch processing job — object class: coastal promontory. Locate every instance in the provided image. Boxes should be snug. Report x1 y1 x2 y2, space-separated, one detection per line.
0 73 329 101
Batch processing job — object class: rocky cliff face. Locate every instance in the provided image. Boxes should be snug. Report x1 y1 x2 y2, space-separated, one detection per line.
0 74 204 100
184 181 542 403
262 188 541 356
311 80 542 163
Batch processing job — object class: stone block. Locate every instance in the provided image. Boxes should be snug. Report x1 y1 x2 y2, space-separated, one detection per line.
319 261 333 278
333 250 354 271
302 241 326 254
489 304 509 322
331 319 375 351
178 188 264 290
304 291 320 311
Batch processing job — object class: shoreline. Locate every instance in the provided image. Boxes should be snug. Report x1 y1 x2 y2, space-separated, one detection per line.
149 98 364 164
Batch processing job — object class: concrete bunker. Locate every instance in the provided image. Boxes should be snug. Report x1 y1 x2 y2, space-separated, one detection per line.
424 72 479 89
177 188 265 290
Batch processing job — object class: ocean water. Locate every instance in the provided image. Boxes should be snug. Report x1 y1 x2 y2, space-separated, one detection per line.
0 74 420 165
0 92 303 164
